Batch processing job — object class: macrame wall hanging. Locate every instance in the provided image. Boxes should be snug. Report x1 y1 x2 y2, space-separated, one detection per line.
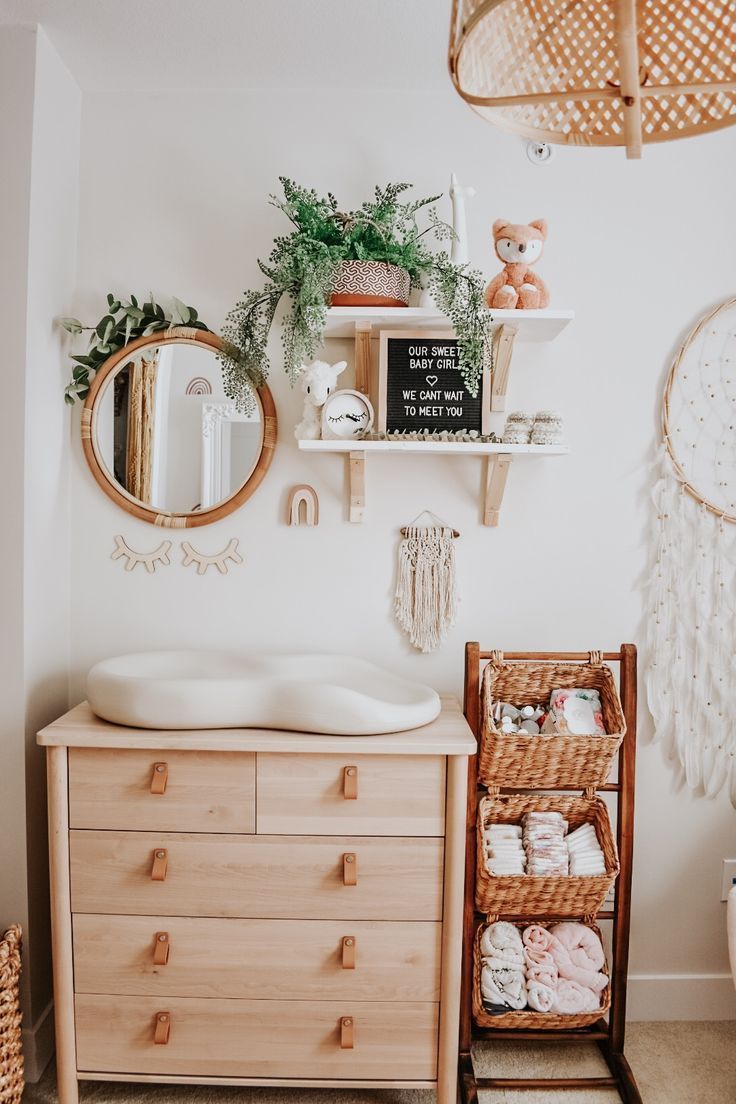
646 297 736 806
395 512 459 654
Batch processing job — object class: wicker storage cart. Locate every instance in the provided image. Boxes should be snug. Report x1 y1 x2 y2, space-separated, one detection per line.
476 791 619 916
479 651 626 789
0 926 23 1104
473 918 611 1030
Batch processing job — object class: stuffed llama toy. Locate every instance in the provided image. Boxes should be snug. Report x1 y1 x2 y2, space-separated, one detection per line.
294 359 348 440
484 219 550 310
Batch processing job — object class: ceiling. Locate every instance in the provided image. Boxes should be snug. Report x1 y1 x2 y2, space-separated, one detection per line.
0 0 454 91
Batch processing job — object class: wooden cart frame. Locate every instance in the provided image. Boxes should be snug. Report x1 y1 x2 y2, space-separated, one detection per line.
458 643 642 1102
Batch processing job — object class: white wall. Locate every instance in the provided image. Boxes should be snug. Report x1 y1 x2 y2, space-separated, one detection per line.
68 87 736 1019
0 24 80 1078
0 19 36 1027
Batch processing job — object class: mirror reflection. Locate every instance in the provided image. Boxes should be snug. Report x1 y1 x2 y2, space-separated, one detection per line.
94 343 263 515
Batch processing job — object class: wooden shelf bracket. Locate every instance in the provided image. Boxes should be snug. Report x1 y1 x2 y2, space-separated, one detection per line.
491 324 518 412
348 450 366 523
483 453 512 526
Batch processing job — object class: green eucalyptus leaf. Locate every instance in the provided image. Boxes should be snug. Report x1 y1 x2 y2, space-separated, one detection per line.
171 297 190 325
62 291 211 404
96 314 115 339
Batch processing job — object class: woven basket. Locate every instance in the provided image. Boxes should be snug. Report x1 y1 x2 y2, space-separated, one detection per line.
479 651 626 789
0 926 23 1104
473 918 610 1030
476 792 619 916
449 0 736 152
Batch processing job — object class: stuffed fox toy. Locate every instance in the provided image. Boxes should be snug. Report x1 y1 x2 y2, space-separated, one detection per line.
484 219 550 310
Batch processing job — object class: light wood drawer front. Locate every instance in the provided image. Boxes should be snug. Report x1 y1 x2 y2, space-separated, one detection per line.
75 994 438 1080
69 749 255 833
73 915 441 1001
70 832 444 921
257 753 446 836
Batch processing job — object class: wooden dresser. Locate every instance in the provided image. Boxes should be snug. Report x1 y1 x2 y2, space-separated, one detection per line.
38 696 474 1104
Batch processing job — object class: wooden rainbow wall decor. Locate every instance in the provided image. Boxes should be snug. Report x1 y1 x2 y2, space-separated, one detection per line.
287 484 320 527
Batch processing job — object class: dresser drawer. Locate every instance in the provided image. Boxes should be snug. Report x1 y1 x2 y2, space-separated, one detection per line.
70 831 444 920
73 915 441 1001
75 994 438 1080
257 753 446 836
69 749 255 833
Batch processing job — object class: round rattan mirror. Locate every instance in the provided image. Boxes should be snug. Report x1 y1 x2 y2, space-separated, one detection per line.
81 329 276 527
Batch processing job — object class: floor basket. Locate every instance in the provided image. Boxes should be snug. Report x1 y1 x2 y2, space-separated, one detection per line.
476 791 619 916
473 918 611 1030
0 926 23 1104
479 651 626 789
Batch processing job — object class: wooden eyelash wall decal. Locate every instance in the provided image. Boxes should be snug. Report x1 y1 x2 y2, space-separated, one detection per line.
287 484 319 527
181 538 242 576
111 536 172 574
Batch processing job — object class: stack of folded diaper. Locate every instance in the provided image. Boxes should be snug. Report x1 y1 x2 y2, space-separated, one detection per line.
482 823 525 875
483 814 607 880
479 921 527 1012
565 823 607 876
480 921 608 1016
522 811 569 876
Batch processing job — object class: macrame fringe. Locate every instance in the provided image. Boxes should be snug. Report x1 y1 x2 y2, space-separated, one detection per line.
395 526 457 653
645 445 736 807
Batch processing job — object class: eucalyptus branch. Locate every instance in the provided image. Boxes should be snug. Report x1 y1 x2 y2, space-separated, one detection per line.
59 294 211 406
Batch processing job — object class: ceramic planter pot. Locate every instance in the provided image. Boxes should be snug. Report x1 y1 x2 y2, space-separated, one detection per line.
330 260 411 307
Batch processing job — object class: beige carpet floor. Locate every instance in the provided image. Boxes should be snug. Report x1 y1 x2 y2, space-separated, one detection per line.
23 1021 736 1104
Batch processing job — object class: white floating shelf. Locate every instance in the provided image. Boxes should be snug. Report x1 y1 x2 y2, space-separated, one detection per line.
298 439 569 526
298 440 569 456
323 306 574 342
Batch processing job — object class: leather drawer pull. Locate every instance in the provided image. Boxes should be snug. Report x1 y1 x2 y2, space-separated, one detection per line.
150 762 168 795
153 932 170 965
154 1012 171 1045
341 936 356 969
340 1016 354 1049
342 853 357 886
151 849 168 881
343 765 358 800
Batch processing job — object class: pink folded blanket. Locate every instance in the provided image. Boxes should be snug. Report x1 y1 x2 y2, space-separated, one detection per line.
527 979 555 1012
522 925 555 955
552 978 601 1015
524 922 608 994
549 922 606 971
524 947 558 989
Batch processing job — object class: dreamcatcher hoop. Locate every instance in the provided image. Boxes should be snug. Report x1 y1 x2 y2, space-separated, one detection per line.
662 296 736 522
648 294 736 806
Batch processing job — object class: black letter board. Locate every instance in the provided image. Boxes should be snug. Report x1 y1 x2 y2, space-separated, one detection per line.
377 329 488 435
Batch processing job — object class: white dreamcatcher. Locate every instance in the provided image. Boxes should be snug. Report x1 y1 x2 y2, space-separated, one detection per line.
646 297 736 806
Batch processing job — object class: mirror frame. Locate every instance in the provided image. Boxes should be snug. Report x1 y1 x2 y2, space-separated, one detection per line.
81 328 277 527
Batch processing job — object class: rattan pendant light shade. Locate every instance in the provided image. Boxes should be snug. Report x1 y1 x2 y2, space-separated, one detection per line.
449 0 736 158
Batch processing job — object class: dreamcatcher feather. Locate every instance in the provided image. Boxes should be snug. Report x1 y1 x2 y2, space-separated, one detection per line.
645 298 736 807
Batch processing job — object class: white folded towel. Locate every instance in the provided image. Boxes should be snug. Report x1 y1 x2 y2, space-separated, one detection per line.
480 921 525 964
481 964 527 1010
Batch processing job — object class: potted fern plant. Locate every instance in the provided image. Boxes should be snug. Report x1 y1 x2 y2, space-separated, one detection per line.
221 179 492 410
